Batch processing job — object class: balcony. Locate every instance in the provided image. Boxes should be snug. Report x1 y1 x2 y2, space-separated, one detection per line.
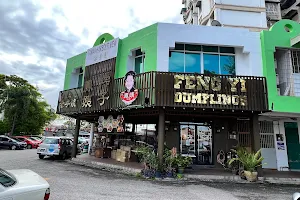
57 72 269 117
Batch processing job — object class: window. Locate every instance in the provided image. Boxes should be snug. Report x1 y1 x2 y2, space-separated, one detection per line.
168 43 235 75
43 138 59 144
134 49 145 74
77 67 84 88
0 169 16 187
0 137 9 142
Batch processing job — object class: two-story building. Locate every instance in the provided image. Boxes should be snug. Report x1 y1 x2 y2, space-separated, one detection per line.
57 23 269 167
260 20 300 171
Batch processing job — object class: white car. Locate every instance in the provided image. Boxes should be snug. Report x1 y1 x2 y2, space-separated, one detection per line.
0 168 50 200
294 192 300 200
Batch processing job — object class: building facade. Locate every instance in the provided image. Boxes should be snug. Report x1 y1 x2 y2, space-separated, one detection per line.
58 23 269 168
259 20 300 171
180 0 300 30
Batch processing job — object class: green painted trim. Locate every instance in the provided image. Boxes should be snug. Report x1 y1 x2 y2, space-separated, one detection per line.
63 24 158 89
93 33 114 47
115 23 158 78
63 52 86 90
261 20 300 113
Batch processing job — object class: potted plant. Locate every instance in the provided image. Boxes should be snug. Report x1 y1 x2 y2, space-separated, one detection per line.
163 148 176 178
228 147 264 182
173 155 192 174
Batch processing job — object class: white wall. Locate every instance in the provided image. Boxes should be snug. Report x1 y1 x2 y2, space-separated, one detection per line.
157 23 263 76
216 0 265 7
218 9 267 28
274 120 289 171
201 0 212 17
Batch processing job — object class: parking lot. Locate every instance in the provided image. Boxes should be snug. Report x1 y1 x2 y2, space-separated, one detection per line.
0 148 299 200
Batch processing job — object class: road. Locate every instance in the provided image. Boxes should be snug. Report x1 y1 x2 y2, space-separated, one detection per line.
0 149 298 200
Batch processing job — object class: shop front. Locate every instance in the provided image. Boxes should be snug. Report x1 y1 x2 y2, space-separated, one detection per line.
57 57 269 167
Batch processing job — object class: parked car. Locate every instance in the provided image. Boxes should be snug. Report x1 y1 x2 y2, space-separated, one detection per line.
0 168 50 200
13 136 40 149
37 136 73 160
293 192 300 200
0 136 27 150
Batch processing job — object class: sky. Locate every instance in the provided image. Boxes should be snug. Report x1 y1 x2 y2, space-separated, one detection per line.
0 0 183 109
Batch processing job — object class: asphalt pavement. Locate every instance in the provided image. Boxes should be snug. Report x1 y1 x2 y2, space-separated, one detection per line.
0 149 299 200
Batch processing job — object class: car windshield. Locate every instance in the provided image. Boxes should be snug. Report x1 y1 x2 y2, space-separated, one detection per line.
30 137 39 141
43 138 59 144
0 169 16 187
10 138 20 143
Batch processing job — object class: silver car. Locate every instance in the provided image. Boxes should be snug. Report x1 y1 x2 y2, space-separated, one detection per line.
293 192 300 200
37 137 73 160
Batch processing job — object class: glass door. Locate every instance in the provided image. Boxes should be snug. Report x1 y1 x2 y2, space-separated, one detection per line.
196 123 213 165
180 124 196 158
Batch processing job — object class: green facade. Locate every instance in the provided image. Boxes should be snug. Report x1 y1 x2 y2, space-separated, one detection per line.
115 23 158 78
63 24 158 90
64 52 86 90
261 20 300 113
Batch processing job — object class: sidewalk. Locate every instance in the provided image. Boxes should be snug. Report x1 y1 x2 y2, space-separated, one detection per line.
68 154 300 185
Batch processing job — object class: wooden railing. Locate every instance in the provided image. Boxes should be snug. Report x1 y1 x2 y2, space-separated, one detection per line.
57 72 269 115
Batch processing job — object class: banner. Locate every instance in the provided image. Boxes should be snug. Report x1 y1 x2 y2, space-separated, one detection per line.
97 115 124 134
120 71 138 105
85 38 119 66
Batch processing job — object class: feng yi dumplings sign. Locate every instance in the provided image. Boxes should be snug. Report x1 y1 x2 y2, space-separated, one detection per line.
173 74 248 106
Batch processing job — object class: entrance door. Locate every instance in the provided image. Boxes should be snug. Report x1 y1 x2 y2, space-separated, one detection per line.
180 124 196 158
180 122 213 165
196 123 213 165
285 122 300 170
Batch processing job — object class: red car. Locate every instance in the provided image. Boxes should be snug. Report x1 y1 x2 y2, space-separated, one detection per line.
13 136 40 149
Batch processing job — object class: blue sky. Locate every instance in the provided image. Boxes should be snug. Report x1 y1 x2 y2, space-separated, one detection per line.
0 0 183 109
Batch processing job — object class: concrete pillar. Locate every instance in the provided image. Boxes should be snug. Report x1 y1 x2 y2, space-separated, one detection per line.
72 118 80 158
250 114 263 176
88 123 94 155
297 118 300 144
250 114 260 152
157 109 165 166
274 120 289 171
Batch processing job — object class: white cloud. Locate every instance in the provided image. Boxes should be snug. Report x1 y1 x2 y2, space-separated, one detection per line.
0 0 183 109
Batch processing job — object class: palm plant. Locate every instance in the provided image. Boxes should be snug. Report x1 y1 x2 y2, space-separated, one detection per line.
228 147 264 172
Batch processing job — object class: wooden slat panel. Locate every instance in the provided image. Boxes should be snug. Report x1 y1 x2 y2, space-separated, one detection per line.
57 72 269 115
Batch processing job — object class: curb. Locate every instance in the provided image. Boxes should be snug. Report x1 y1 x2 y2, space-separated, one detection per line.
67 158 300 185
67 158 140 176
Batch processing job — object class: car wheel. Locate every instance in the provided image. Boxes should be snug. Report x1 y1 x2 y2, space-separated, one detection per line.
27 144 32 149
61 152 67 160
10 145 17 150
39 155 45 159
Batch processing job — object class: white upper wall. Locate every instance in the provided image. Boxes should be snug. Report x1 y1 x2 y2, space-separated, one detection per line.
215 9 267 28
215 0 265 7
156 23 263 76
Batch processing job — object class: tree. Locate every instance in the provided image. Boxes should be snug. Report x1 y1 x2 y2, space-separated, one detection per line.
0 74 56 135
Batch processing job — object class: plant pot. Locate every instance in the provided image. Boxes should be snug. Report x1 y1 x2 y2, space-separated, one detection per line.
165 171 174 178
244 171 258 182
155 171 162 178
178 167 185 174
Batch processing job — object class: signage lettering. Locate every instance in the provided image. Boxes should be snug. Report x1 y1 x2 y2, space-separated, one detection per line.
85 38 119 66
83 59 114 107
174 74 247 106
